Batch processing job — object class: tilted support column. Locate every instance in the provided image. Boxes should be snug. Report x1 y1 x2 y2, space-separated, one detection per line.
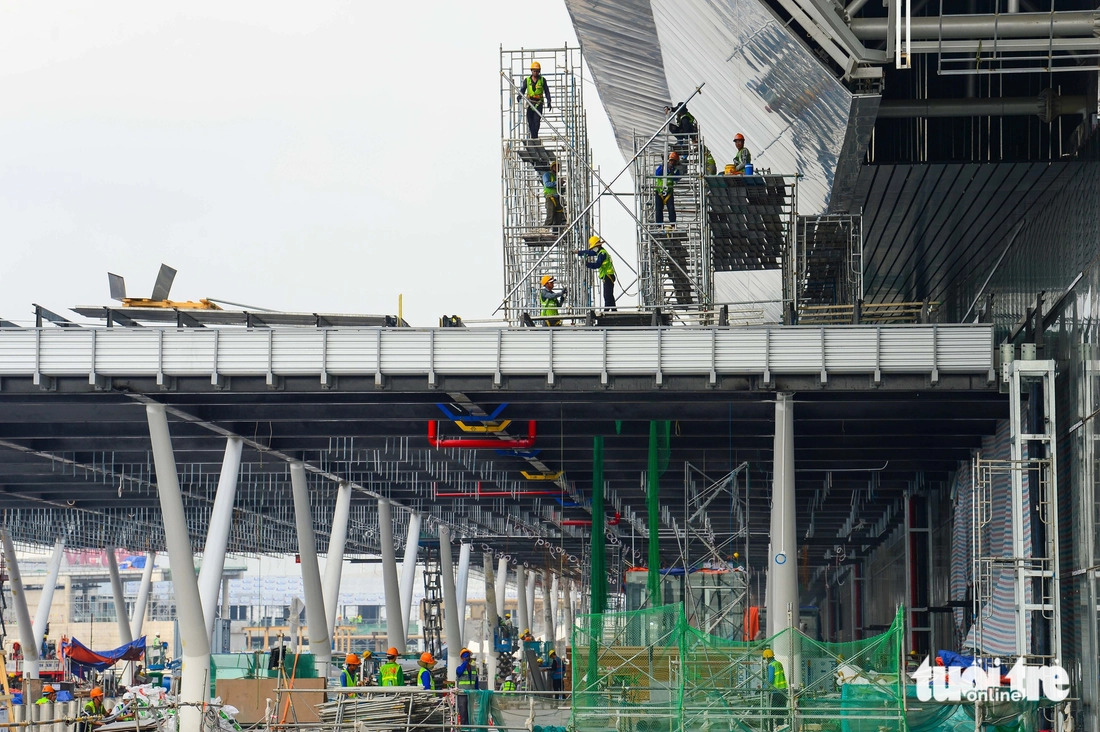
106 546 135 686
456 543 472 643
526 573 537 636
769 393 800 687
198 437 242 642
516 566 529 636
438 526 462 683
33 539 65 647
400 512 422 641
146 404 210 730
323 481 353 642
131 552 156 638
549 572 559 647
289 462 332 679
378 499 407 653
2 531 41 679
483 552 500 690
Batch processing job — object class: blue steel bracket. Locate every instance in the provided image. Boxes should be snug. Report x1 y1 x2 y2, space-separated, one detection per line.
435 402 509 422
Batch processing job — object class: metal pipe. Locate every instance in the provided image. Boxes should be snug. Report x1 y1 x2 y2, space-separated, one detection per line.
878 93 1086 120
769 393 801 687
199 436 242 642
427 420 536 449
560 519 593 526
32 539 64 648
495 557 508 618
516 565 529 635
323 481 352 643
845 0 872 17
400 512 422 641
105 546 134 686
2 531 40 679
526 573 537 636
483 552 499 690
289 461 332 679
550 574 560 649
438 526 462 683
146 403 209 730
851 11 1099 40
542 570 555 645
378 498 406 654
456 543 472 644
131 551 155 638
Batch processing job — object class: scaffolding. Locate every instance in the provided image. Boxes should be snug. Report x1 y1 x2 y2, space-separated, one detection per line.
421 544 443 659
500 46 595 325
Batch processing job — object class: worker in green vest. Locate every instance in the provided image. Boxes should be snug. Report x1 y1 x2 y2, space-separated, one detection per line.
379 647 405 687
538 275 567 327
763 648 787 729
542 161 565 233
519 61 552 139
417 652 438 690
76 687 105 732
579 236 617 311
35 684 57 705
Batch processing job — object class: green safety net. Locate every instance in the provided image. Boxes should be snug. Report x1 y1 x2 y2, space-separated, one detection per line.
572 603 906 732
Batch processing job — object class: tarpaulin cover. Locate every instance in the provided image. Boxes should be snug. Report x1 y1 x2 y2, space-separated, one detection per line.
64 636 146 671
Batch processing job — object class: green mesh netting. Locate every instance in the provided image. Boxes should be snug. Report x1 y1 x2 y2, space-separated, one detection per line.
572 603 906 732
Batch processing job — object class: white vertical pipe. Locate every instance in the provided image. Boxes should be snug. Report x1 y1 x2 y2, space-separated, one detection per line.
400 512 422 639
106 547 134 643
550 573 559 646
198 437 242 642
516 566 529 635
146 404 210 730
542 570 554 645
495 558 508 618
456 543 472 643
438 526 462 683
526 573 537 636
378 499 407 653
1 531 40 679
769 393 800 687
131 552 156 638
323 481 353 642
563 580 574 652
289 462 332 678
32 539 64 647
483 552 500 690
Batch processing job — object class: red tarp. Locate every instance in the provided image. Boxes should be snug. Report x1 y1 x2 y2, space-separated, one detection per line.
63 636 146 671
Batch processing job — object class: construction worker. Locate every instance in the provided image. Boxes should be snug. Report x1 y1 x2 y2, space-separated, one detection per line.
539 275 567 327
703 145 717 175
417 652 437 690
519 61 552 139
501 613 514 631
665 102 697 140
547 649 565 699
521 628 534 643
341 653 362 693
36 684 57 705
542 161 566 232
730 133 751 174
578 236 617 311
379 647 405 687
456 648 479 690
76 687 106 731
501 674 517 691
763 648 787 729
654 151 682 225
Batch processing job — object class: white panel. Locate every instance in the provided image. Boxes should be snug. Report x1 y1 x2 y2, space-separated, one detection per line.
936 328 994 372
661 330 715 374
39 329 97 375
217 331 271 375
87 331 159 376
879 327 935 372
161 331 217 376
499 330 553 374
325 329 379 375
768 328 824 373
378 330 431 375
606 330 659 374
824 327 877 372
553 331 607 375
271 331 325 375
0 331 37 374
434 330 500 374
714 328 768 372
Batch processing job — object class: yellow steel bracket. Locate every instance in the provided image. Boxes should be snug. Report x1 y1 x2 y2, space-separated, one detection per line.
521 471 563 481
454 419 512 433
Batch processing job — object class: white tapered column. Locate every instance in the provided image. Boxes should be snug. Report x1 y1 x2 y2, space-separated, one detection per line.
289 462 332 679
1 531 40 679
106 548 134 644
563 579 574 652
483 552 500 689
438 526 462 683
495 558 508 618
516 566 529 635
456 543 472 643
32 539 64 645
769 393 800 686
323 481 353 642
146 404 210 730
198 437 242 642
131 552 156 638
400 512 422 640
378 499 407 653
526 572 537 636
549 573 559 646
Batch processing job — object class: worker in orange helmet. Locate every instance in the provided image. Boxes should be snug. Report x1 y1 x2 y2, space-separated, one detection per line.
655 151 683 226
730 133 752 175
417 651 438 690
77 687 106 731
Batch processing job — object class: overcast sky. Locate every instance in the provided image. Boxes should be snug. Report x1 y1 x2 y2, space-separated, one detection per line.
0 2 635 327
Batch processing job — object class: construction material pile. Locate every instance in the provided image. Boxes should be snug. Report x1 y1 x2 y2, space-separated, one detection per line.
316 690 449 730
99 685 243 731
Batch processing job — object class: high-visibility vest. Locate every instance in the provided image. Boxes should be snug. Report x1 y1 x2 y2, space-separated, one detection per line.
655 165 677 196
734 147 752 170
35 697 51 705
525 76 546 106
379 662 403 686
501 680 516 691
418 667 436 690
769 659 788 690
543 171 557 197
341 668 360 696
595 247 615 280
540 291 560 319
457 663 478 688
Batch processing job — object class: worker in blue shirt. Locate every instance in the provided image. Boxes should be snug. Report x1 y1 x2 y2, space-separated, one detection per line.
578 236 617 311
547 649 565 699
455 648 479 690
542 161 565 233
654 151 682 225
417 652 437 690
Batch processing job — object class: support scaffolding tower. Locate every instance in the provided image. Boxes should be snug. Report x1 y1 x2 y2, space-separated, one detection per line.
500 47 595 325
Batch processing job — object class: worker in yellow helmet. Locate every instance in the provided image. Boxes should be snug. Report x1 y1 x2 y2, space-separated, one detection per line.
763 648 787 729
578 236 617 311
519 60 552 139
542 160 566 234
538 275 567 327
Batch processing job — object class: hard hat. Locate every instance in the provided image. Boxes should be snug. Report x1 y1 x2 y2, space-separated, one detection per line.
549 649 556 656
90 687 104 699
523 628 530 635
541 275 554 287
345 653 360 666
734 133 745 141
668 151 680 162
530 61 541 71
460 648 472 659
362 650 373 659
387 647 400 657
42 685 55 694
505 613 511 619
588 235 603 247
549 160 558 168
909 650 919 657
762 649 774 659
420 651 435 665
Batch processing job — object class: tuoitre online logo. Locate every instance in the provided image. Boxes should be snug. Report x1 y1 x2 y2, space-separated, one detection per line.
913 657 1070 703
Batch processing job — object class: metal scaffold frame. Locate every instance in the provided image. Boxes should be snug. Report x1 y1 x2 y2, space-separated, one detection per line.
500 46 595 325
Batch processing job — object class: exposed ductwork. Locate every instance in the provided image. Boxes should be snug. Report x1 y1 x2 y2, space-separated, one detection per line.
878 90 1087 122
850 11 1100 41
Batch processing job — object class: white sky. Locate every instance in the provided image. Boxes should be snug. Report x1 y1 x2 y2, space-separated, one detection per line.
0 2 636 327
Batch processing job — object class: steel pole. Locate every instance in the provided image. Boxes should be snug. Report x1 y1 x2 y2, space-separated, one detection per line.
289 462 332 679
198 436 242 642
32 539 65 645
146 404 210 730
400 512 422 641
378 498 407 653
769 393 800 687
526 573 537 637
323 481 353 642
456 543 472 643
495 557 508 618
438 526 462 683
516 566 529 636
1 531 40 679
131 552 156 638
483 552 500 690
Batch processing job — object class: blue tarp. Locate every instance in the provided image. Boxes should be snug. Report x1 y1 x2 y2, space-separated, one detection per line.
64 636 146 671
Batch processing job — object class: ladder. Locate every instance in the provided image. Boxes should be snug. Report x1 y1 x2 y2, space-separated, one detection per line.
420 545 443 658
